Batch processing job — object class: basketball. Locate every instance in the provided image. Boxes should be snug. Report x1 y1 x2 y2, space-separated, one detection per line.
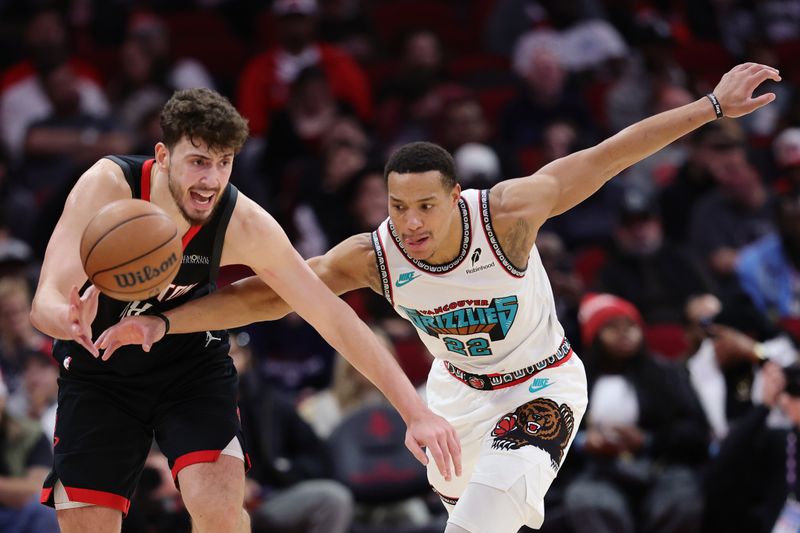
80 199 182 301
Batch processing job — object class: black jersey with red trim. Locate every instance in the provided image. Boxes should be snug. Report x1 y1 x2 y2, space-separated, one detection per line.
51 155 238 377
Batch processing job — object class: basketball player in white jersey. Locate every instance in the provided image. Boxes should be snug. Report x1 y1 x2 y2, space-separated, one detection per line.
95 63 780 532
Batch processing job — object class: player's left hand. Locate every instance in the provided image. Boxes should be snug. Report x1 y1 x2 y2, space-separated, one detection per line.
405 410 462 482
94 315 167 360
712 62 781 118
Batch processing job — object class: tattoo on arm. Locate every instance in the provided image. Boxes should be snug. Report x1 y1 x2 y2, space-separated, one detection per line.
502 219 533 269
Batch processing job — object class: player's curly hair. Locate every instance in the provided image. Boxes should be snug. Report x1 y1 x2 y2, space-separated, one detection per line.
160 88 249 154
385 141 457 189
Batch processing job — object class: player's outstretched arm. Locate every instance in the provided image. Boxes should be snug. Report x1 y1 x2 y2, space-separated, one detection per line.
94 232 377 356
493 63 781 231
30 159 131 356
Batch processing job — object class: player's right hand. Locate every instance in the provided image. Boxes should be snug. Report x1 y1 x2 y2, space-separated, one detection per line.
94 315 166 361
68 285 100 357
711 62 781 118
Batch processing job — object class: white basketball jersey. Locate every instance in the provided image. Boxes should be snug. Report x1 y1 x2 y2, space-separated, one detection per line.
372 189 565 374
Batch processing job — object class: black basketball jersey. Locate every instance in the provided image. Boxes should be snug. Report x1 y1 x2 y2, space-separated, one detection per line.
52 155 239 377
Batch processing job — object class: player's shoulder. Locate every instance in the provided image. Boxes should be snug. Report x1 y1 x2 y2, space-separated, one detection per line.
72 157 132 198
334 232 376 262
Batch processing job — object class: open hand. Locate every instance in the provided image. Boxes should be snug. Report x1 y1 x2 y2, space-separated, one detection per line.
94 315 167 361
712 63 781 118
405 410 462 482
68 285 100 356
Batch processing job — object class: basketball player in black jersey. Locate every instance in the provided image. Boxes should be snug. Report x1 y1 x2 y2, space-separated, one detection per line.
30 88 461 533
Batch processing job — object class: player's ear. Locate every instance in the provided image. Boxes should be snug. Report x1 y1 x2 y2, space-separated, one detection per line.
155 142 169 169
451 183 462 205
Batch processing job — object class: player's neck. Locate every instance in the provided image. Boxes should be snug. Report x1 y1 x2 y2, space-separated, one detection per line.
149 165 193 235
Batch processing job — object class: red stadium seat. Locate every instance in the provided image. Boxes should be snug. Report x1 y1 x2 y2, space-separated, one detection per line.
644 323 689 359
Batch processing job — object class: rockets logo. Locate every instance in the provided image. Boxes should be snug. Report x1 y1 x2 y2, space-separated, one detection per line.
399 296 518 340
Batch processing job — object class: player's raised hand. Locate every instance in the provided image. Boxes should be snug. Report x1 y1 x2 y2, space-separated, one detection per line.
405 410 462 482
68 285 99 356
94 315 167 360
711 62 781 118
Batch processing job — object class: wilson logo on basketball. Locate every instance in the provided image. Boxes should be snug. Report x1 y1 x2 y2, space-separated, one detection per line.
113 252 179 288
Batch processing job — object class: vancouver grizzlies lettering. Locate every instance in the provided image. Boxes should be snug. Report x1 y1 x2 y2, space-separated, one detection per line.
400 296 518 341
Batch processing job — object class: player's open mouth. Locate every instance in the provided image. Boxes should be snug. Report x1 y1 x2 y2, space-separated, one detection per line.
404 235 429 250
189 191 215 209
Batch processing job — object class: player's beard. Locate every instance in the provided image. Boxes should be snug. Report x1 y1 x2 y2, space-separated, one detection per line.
167 167 220 226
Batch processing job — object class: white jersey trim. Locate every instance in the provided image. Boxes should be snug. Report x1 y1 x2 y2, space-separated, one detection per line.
371 230 394 305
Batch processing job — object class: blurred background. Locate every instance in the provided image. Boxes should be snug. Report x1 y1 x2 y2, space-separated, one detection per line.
1 0 800 532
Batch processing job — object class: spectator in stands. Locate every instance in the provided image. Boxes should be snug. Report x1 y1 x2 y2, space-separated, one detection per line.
703 362 800 533
376 30 464 150
20 62 131 215
315 0 374 63
436 94 519 181
298 326 393 438
564 293 708 533
511 7 628 75
772 127 800 194
684 297 796 446
453 143 503 190
597 187 715 323
107 12 216 134
6 349 58 440
502 46 596 150
736 189 800 323
0 277 50 395
0 8 109 162
237 0 371 137
231 331 354 533
688 133 774 291
536 231 584 352
605 13 687 134
660 119 745 244
0 369 58 533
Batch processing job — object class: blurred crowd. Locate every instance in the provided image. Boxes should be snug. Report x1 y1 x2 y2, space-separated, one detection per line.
1 0 800 532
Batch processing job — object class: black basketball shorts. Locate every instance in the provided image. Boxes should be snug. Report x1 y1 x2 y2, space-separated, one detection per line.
40 348 249 515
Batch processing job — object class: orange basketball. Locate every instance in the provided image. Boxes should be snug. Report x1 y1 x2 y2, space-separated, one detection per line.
80 199 182 301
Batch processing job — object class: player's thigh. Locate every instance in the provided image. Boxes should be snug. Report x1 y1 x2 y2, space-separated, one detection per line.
57 506 122 533
448 477 528 533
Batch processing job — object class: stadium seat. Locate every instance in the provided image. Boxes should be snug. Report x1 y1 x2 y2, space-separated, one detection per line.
644 322 689 359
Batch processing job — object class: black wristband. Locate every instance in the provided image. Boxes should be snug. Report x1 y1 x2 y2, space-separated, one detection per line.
151 311 170 337
706 93 724 119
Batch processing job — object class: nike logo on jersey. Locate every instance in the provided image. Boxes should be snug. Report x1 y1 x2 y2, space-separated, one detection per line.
529 377 553 393
395 272 421 287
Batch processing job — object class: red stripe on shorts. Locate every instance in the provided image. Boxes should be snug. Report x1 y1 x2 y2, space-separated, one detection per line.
171 449 223 480
64 486 131 515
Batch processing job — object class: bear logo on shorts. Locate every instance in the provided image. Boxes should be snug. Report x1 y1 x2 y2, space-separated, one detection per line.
490 397 575 470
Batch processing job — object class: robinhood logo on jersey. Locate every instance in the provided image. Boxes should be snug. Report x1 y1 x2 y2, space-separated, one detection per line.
399 296 518 340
